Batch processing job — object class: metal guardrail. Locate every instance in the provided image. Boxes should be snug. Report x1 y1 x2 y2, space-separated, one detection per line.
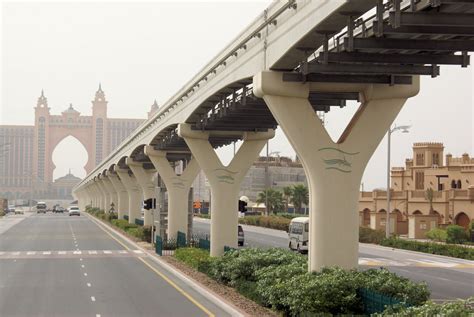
358 288 409 314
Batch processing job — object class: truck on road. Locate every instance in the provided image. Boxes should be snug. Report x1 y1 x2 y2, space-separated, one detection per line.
36 201 47 214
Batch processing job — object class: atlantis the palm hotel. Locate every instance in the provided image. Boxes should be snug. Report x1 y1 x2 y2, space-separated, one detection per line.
359 142 473 238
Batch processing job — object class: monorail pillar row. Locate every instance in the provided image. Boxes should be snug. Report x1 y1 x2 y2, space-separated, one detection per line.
93 179 106 211
88 184 99 209
97 176 111 213
114 166 142 224
103 171 118 211
178 124 274 256
126 158 156 227
101 174 117 213
85 184 95 208
107 171 129 220
253 71 420 271
144 146 200 240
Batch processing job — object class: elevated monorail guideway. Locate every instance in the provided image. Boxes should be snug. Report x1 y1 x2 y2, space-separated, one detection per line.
74 0 474 271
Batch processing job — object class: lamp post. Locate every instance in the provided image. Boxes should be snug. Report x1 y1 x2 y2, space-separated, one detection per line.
386 124 411 238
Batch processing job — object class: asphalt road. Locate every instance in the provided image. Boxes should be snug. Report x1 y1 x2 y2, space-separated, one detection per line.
193 218 474 301
0 213 232 317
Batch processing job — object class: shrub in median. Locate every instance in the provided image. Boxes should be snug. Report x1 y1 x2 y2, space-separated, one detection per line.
359 227 385 244
238 215 290 231
446 224 468 244
126 227 144 240
175 248 210 269
174 247 430 316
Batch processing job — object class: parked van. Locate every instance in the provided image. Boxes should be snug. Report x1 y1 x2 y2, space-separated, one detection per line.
288 217 309 253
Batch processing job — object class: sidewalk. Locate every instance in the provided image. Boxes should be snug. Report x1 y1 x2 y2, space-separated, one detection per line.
0 212 33 235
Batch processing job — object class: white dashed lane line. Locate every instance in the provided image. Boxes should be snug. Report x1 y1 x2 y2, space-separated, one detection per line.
91 296 96 302
84 273 88 277
87 283 91 287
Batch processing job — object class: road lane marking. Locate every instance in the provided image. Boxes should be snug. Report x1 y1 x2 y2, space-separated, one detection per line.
89 250 98 254
133 250 143 254
81 264 85 268
103 250 112 254
91 216 215 317
43 251 51 255
96 314 101 317
87 283 91 287
58 251 67 255
84 273 88 277
91 296 96 302
27 251 36 255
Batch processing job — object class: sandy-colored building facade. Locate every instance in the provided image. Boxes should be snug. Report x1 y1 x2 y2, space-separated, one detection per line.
0 86 159 200
359 143 473 230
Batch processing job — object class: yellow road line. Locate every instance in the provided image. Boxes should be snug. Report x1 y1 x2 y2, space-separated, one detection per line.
89 215 215 317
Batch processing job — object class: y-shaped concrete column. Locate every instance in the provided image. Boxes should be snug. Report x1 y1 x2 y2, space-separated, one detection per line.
254 71 420 271
93 180 105 211
107 171 129 220
102 174 118 212
97 176 111 213
126 158 156 226
144 146 200 239
179 124 274 256
85 185 96 208
114 166 142 224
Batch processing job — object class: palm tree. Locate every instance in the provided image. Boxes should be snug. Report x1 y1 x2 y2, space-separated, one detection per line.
291 184 309 214
425 187 434 214
282 186 293 213
257 189 284 215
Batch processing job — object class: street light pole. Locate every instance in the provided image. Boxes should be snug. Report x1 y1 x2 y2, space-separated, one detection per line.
386 124 411 238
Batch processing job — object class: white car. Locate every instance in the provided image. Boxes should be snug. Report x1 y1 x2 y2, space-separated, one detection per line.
68 206 80 216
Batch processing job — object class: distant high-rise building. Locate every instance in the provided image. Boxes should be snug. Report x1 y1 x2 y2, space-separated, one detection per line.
0 85 156 200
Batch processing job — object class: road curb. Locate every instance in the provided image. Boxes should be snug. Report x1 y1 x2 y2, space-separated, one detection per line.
86 213 245 317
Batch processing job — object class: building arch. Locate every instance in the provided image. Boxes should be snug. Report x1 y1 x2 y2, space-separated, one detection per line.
392 209 403 221
454 212 470 229
413 210 422 215
432 210 442 224
51 135 89 179
362 208 371 226
451 179 457 189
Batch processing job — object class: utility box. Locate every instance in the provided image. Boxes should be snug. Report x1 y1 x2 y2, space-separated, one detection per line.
370 212 398 234
408 214 438 239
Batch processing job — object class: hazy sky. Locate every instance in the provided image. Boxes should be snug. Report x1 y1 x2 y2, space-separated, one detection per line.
1 1 473 189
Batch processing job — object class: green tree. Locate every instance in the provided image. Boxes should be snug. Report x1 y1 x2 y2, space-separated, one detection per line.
282 186 293 213
257 188 284 215
291 184 309 214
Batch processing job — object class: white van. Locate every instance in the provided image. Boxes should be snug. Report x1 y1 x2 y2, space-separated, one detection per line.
288 217 309 253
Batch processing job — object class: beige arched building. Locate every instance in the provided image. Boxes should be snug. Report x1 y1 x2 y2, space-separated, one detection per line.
0 86 160 200
359 143 473 229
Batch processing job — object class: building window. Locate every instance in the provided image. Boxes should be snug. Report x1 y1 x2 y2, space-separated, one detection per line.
416 153 425 166
451 179 457 189
415 171 424 190
457 180 462 189
432 153 439 166
95 118 103 165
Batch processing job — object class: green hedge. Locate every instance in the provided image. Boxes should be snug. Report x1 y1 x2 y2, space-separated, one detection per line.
380 238 474 260
360 227 385 244
426 228 448 242
174 247 430 316
238 215 291 231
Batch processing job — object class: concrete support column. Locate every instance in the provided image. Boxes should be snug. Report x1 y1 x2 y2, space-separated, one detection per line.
254 71 420 271
114 166 141 224
126 158 156 226
178 124 274 256
145 146 200 239
97 177 111 212
108 172 129 220
102 174 118 213
93 181 105 211
85 186 94 208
